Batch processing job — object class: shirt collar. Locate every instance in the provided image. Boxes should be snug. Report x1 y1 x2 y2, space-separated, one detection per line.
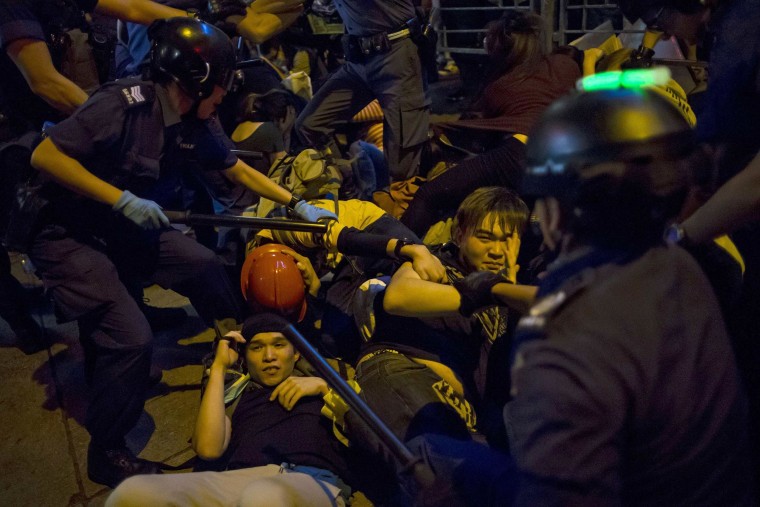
154 83 183 128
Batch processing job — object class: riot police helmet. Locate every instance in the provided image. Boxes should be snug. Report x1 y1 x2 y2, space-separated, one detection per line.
148 17 236 100
523 85 696 247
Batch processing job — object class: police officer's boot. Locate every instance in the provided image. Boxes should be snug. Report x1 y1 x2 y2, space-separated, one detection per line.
0 249 45 354
87 442 162 488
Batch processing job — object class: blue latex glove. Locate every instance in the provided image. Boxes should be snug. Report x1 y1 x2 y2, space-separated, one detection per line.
113 190 170 230
293 200 338 223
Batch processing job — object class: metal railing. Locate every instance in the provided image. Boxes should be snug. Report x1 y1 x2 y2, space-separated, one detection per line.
435 0 646 55
436 1 541 55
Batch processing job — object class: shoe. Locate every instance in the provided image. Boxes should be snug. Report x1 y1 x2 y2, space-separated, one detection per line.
141 303 187 332
437 60 459 79
446 88 466 103
87 444 162 488
148 365 163 388
10 314 47 355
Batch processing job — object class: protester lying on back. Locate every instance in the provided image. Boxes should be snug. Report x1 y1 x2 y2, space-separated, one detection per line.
106 312 353 507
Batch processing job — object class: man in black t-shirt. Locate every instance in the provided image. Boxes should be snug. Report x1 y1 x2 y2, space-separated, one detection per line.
353 187 534 451
106 312 352 507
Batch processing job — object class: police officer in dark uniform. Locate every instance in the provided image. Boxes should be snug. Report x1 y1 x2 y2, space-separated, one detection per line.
23 17 333 488
0 0 191 350
396 82 756 507
502 86 756 505
295 0 431 183
619 0 760 485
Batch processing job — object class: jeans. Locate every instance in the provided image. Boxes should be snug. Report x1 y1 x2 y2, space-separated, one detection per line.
349 140 390 198
354 351 475 445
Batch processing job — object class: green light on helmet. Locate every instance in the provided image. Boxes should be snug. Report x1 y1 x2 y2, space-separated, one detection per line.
576 67 672 92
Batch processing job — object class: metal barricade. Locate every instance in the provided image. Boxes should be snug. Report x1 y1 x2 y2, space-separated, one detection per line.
435 0 646 55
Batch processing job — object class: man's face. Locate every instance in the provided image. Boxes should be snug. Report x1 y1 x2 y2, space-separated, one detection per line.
456 213 518 274
245 332 299 387
196 85 227 120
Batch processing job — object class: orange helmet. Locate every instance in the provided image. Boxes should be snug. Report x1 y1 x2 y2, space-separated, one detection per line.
240 244 307 322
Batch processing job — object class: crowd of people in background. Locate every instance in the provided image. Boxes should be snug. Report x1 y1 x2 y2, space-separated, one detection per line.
1 0 758 505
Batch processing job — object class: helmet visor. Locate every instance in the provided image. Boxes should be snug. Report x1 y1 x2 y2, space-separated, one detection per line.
219 66 236 92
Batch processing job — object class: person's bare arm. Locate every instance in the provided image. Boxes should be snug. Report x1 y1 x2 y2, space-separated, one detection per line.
383 262 462 317
270 376 328 411
682 150 760 243
193 332 246 459
30 138 123 205
6 39 88 114
223 158 292 205
387 240 446 282
94 0 187 25
235 0 304 44
492 283 537 315
280 248 321 297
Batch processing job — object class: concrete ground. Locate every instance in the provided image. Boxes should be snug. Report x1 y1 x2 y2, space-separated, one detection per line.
0 76 467 507
1 249 215 507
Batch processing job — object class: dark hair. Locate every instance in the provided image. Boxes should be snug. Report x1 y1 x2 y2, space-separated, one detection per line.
617 0 707 22
452 187 530 241
483 10 545 83
237 89 299 124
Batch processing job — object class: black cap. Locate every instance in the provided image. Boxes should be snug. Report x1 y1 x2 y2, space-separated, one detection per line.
241 313 291 342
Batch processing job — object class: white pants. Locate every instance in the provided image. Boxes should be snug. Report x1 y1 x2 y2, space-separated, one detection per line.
105 464 346 507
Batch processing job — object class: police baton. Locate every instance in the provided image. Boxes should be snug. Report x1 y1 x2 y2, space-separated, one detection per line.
279 322 437 491
164 211 329 234
230 149 264 160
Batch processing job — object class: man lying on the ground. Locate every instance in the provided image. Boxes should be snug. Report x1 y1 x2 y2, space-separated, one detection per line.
106 312 353 507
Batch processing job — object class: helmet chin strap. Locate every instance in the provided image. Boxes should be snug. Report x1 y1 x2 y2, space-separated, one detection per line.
186 99 201 119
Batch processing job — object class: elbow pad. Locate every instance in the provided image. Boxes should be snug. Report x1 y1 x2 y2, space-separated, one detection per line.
336 227 393 258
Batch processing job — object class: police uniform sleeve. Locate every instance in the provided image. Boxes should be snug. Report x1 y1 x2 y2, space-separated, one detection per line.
188 116 238 172
506 337 628 505
0 0 47 47
45 86 127 160
76 0 99 13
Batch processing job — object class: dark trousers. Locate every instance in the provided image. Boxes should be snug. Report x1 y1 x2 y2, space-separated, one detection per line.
296 38 430 183
0 245 31 329
401 137 525 236
30 224 242 448
355 352 474 445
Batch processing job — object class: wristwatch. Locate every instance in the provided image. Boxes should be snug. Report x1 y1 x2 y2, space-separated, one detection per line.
287 193 303 211
393 239 413 261
664 222 691 247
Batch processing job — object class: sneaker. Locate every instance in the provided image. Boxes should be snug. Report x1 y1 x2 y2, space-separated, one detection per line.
437 60 459 79
87 444 162 488
148 365 163 388
446 88 467 103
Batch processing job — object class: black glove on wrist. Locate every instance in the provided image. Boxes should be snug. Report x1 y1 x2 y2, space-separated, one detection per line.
453 271 508 317
203 0 247 23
